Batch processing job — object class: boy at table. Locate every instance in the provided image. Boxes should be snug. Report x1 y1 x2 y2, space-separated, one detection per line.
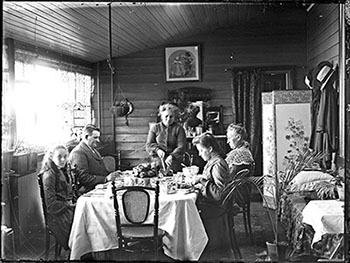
69 124 117 195
191 132 232 260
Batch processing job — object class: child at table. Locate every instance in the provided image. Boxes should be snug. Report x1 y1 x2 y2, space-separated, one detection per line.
40 145 76 250
191 132 232 260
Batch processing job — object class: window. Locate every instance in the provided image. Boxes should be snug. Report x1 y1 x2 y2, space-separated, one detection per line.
3 50 93 151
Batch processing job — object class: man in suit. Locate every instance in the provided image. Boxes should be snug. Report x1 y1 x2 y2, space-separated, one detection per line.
69 124 117 194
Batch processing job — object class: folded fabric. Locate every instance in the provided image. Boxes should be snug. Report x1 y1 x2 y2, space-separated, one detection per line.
288 171 333 192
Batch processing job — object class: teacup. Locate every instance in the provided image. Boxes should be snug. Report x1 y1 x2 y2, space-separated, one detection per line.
167 180 177 194
190 165 199 176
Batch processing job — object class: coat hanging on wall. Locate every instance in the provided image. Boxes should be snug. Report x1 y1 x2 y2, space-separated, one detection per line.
306 61 339 169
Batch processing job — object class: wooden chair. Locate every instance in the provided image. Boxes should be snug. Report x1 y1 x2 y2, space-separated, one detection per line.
102 155 116 173
226 195 243 260
37 173 63 260
232 163 255 244
111 180 164 260
223 168 254 259
235 181 254 243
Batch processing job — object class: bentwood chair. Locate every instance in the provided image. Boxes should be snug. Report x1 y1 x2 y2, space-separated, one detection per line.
102 155 116 173
223 168 253 259
111 180 164 260
37 173 63 260
232 163 255 244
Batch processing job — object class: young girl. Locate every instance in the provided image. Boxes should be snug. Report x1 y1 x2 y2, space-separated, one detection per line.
40 145 75 250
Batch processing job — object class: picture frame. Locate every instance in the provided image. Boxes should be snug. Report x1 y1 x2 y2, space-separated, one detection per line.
262 69 294 91
165 45 200 82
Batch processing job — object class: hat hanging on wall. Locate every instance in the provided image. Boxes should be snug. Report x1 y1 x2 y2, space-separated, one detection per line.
309 61 336 90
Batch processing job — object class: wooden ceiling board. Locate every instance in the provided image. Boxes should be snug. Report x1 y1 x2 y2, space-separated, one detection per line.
214 4 227 29
187 5 206 34
145 5 178 41
91 4 148 57
54 2 109 47
147 4 177 42
168 5 191 34
175 5 197 33
3 13 96 61
13 1 108 60
110 12 147 52
24 2 105 55
126 5 169 44
160 5 187 38
3 1 308 64
117 6 162 51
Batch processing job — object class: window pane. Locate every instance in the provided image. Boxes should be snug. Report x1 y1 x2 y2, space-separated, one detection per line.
13 60 92 149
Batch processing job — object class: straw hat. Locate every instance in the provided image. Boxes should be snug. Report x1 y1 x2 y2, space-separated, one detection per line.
310 61 335 90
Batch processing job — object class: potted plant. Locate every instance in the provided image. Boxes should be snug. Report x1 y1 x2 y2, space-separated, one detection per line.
313 171 345 200
1 115 16 172
264 148 327 261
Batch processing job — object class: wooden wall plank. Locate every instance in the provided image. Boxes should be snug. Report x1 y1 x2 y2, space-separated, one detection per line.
307 4 339 68
95 21 308 168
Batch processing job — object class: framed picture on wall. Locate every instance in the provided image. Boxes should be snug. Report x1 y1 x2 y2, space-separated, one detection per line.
165 45 200 82
261 69 294 91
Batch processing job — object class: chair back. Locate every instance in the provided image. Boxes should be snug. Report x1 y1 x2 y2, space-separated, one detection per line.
103 156 116 173
222 168 250 206
37 173 49 224
123 190 150 224
232 163 255 207
111 180 160 248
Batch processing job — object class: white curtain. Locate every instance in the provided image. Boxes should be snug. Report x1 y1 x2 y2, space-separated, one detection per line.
13 61 92 149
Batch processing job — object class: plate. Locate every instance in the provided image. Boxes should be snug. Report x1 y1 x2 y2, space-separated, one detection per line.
178 183 192 189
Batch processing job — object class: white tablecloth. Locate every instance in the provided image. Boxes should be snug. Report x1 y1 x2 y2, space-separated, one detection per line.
302 200 344 245
68 187 208 260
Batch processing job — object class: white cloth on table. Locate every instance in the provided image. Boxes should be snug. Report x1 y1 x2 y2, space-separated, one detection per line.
68 188 208 260
302 200 344 246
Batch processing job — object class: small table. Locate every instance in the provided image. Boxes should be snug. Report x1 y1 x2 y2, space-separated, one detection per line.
68 185 208 260
302 200 344 246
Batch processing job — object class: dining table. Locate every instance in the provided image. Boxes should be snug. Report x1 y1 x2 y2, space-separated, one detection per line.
68 179 208 261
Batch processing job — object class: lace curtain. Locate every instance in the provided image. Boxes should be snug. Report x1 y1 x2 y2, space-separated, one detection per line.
10 57 93 150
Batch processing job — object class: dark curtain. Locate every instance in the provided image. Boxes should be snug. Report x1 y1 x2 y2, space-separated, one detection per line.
230 69 262 175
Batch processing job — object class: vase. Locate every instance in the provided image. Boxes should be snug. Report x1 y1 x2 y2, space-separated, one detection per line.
2 150 15 172
266 241 290 262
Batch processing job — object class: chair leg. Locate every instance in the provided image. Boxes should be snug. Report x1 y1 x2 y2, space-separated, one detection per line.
247 209 254 244
242 210 248 236
45 230 50 260
229 213 242 260
54 239 62 260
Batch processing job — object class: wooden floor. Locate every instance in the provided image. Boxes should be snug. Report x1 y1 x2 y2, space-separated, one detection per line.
1 200 318 262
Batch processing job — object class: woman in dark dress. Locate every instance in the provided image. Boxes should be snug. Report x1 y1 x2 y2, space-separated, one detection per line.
146 102 186 173
191 132 232 260
41 145 75 250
